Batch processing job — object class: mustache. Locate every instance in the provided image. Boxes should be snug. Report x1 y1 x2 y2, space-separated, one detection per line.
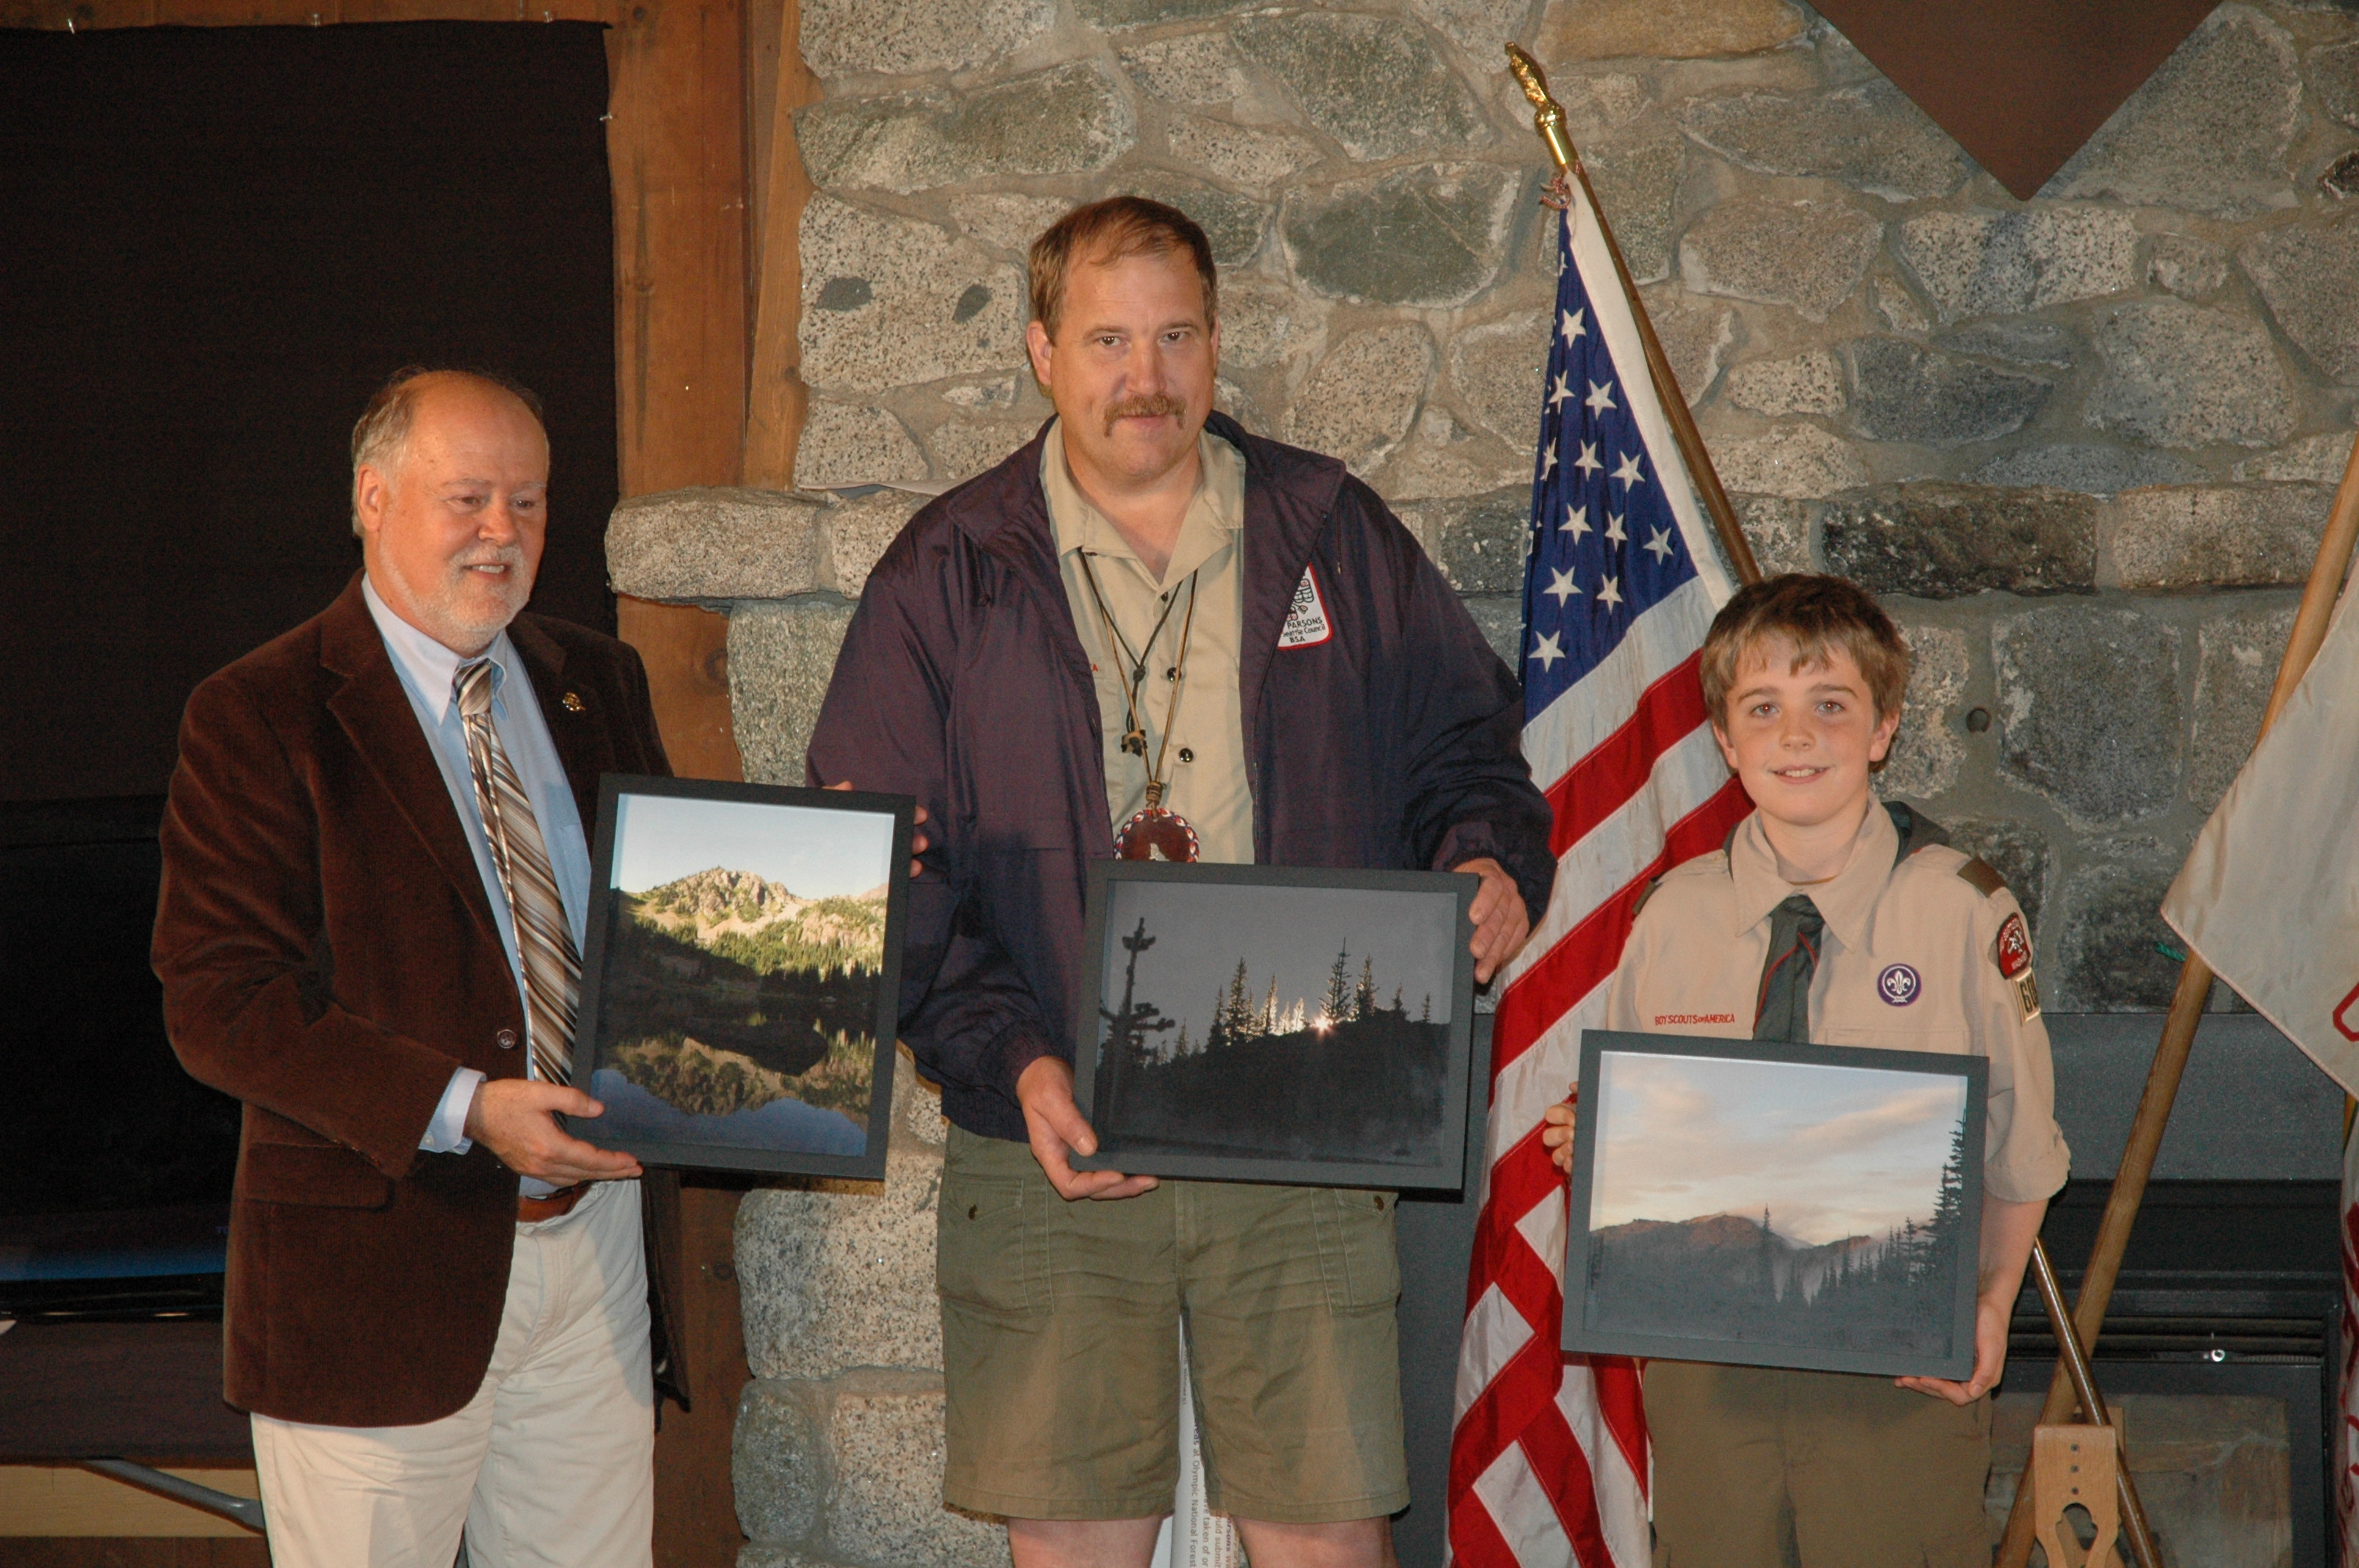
1103 394 1187 435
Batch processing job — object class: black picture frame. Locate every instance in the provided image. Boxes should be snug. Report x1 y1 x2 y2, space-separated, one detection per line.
1561 1030 1986 1380
1070 859 1478 1192
569 775 914 1180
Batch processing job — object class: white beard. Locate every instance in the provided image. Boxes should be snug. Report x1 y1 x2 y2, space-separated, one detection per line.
379 548 531 654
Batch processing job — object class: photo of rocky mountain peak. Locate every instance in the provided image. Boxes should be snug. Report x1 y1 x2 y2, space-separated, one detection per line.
580 789 902 1165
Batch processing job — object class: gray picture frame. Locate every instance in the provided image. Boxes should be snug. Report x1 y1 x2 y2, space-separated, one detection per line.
1070 859 1478 1192
569 775 914 1181
1561 1030 1987 1381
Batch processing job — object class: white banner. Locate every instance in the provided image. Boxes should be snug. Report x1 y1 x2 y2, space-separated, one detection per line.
2161 588 2359 1094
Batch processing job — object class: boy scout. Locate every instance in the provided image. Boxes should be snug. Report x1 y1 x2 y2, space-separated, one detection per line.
1543 573 2067 1567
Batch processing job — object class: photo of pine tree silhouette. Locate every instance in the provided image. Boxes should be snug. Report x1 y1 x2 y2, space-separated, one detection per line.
1086 879 1459 1167
1576 1049 1976 1363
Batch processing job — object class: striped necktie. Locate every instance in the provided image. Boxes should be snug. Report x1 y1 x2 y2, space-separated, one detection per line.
1752 893 1824 1045
456 659 578 1086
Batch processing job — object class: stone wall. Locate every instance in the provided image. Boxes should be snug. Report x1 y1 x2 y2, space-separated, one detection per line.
604 1 2359 1561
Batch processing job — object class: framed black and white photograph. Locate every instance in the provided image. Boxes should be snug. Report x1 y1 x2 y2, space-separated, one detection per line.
1070 860 1478 1191
1561 1032 1986 1381
569 776 914 1180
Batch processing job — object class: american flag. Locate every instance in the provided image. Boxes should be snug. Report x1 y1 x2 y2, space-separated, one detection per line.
1447 185 1751 1566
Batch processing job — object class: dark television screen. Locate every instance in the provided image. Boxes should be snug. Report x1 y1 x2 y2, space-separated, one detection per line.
0 798 242 1318
0 797 240 1220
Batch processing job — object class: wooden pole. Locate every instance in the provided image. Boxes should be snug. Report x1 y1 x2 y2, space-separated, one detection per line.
1996 433 2359 1566
1503 44 1760 589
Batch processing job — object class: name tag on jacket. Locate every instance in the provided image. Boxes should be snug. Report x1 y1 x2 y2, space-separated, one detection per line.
1278 565 1332 649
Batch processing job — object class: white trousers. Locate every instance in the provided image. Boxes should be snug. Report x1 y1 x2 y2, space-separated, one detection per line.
250 1178 655 1568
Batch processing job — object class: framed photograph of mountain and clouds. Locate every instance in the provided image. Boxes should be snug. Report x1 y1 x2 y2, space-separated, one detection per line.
569 776 914 1179
1070 860 1478 1191
1561 1032 1986 1381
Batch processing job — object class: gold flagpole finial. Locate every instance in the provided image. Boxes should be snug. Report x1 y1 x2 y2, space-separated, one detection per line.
1504 43 1577 175
1499 42 1759 584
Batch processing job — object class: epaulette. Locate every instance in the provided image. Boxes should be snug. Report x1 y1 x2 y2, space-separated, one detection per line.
1886 800 1950 862
1956 858 2008 898
1630 876 1664 920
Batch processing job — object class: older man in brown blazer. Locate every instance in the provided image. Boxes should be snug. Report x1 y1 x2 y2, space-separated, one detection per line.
153 368 685 1567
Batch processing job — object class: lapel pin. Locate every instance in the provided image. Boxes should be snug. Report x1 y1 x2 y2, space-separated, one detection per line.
562 691 587 713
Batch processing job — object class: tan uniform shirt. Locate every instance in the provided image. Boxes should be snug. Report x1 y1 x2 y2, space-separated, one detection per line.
1042 419 1254 866
1608 800 2070 1204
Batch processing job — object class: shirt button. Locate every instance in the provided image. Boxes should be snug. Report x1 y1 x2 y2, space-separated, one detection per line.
496 1029 518 1050
1179 747 1194 763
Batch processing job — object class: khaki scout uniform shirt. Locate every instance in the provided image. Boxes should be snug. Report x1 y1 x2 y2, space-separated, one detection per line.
1608 799 2070 1203
1042 419 1253 865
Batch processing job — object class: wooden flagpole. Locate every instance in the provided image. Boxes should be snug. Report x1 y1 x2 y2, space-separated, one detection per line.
1997 432 2359 1567
1504 45 1760 589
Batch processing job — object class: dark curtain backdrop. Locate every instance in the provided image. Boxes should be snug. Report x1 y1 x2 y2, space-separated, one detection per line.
0 21 620 804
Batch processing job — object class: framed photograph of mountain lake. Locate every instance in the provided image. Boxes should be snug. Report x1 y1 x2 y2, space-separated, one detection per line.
569 776 915 1180
1561 1032 1987 1380
1069 860 1478 1191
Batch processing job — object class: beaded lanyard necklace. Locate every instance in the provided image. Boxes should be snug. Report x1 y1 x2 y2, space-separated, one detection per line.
1078 554 1203 862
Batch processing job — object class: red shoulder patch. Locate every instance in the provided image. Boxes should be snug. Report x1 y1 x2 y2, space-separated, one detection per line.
1994 913 2033 980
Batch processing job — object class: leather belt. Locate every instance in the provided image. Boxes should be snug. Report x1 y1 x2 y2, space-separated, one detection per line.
517 1183 589 1223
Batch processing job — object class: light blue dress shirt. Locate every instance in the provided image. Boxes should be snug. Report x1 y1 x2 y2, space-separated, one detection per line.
362 578 593 1178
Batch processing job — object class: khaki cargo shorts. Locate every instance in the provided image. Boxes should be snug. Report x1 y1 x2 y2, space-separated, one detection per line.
936 1127 1410 1524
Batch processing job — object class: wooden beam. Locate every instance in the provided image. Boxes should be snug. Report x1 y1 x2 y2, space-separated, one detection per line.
605 0 750 787
741 0 818 488
743 0 783 270
617 597 743 782
652 1185 755 1568
606 0 747 496
602 4 756 1562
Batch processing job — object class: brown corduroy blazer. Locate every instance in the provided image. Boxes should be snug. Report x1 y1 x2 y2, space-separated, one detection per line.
153 574 689 1428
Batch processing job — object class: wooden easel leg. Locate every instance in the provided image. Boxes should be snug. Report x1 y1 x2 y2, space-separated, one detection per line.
2023 1227 2164 1566
2032 1417 2122 1568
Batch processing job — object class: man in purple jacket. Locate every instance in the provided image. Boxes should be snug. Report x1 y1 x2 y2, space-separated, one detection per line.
807 197 1554 1567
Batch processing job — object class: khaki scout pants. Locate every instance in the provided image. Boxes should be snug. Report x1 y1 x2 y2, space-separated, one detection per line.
1645 1360 1992 1568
